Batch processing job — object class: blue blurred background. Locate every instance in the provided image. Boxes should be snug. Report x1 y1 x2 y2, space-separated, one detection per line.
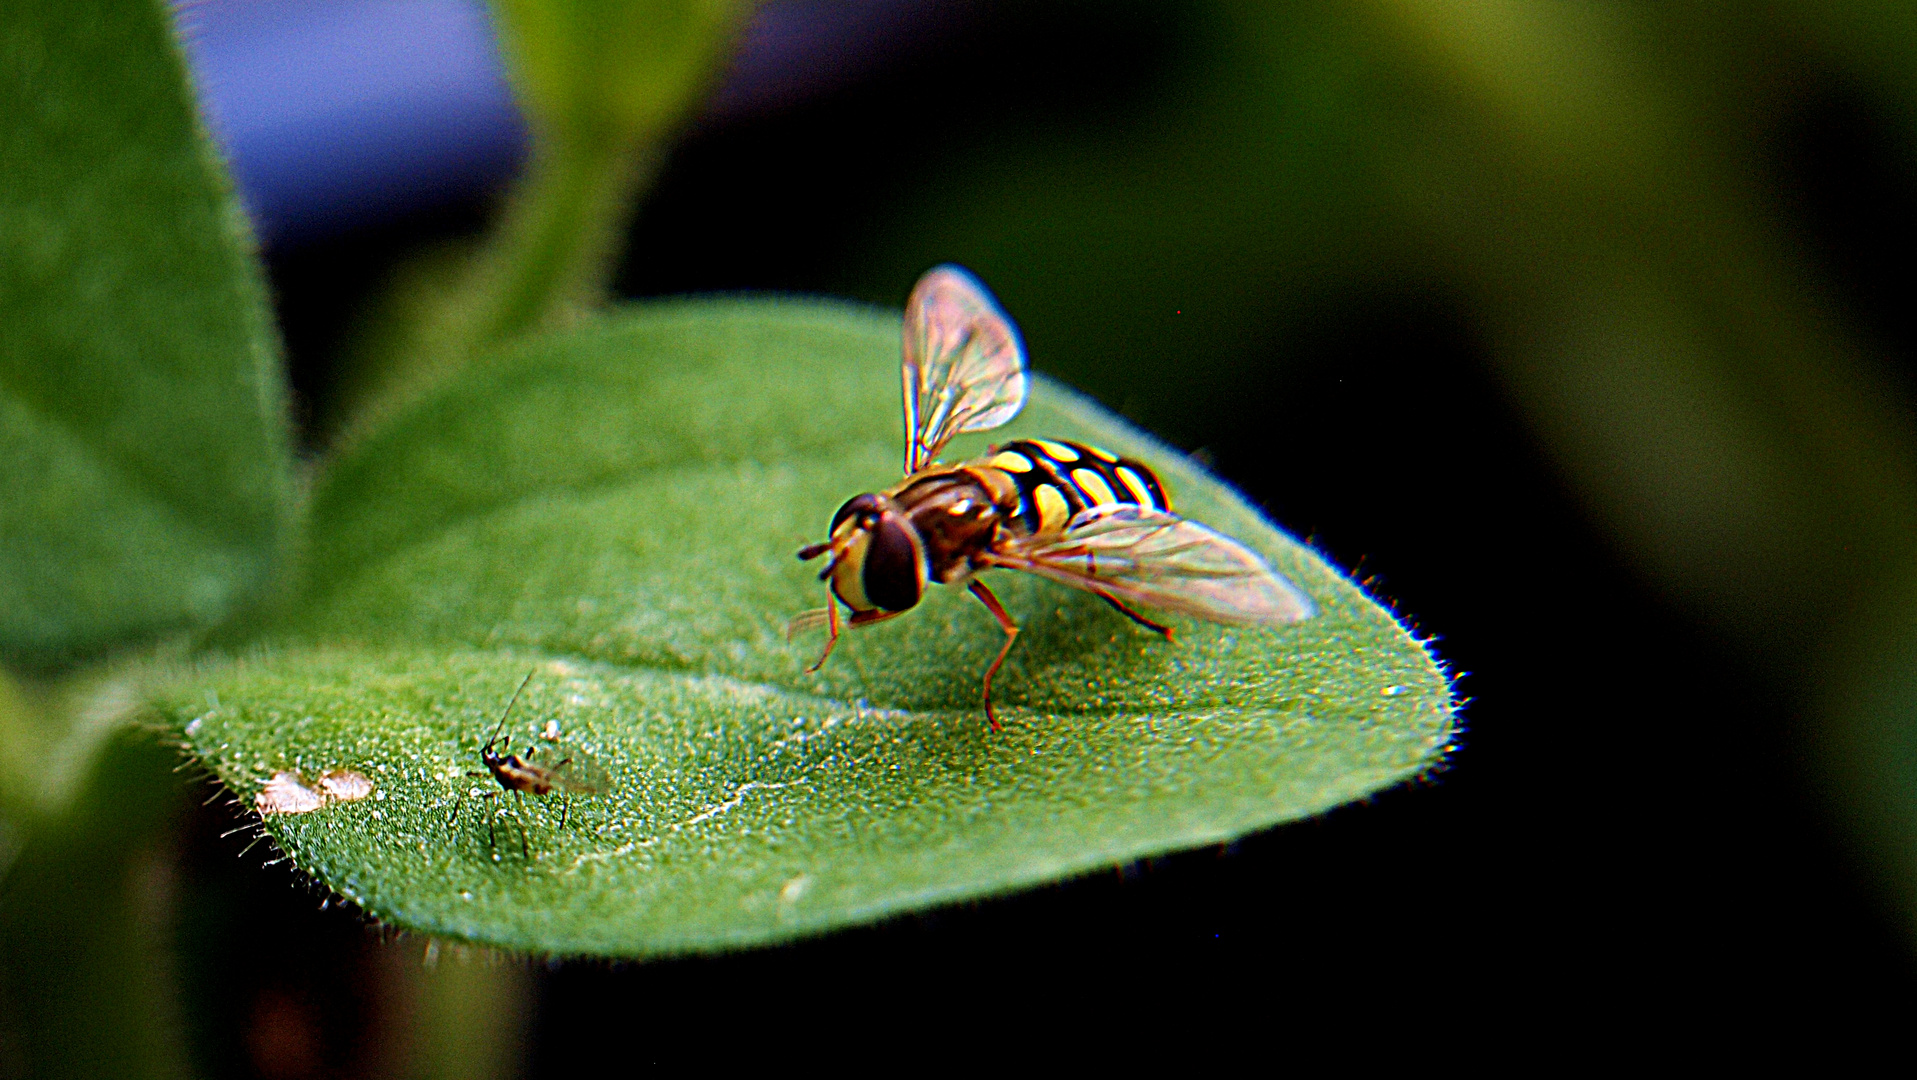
158 0 1917 1070
173 0 951 246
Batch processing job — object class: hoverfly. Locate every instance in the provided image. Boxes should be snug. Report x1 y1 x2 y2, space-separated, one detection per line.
790 265 1314 729
448 671 603 858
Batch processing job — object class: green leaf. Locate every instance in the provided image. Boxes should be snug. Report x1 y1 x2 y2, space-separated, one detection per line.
0 0 293 671
166 299 1450 955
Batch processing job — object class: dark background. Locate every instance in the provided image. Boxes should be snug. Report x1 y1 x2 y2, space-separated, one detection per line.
175 1 1917 1070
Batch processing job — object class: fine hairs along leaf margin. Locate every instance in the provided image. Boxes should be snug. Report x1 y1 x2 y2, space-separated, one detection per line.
162 299 1453 956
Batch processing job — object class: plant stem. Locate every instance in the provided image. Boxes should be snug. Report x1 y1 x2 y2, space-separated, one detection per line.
329 131 660 449
460 131 660 353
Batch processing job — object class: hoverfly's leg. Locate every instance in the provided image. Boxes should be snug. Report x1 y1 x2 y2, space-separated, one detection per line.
785 608 831 639
1096 591 1174 641
967 580 1021 732
804 599 843 673
806 605 910 670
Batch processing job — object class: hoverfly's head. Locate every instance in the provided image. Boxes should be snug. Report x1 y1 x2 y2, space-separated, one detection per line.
796 492 926 613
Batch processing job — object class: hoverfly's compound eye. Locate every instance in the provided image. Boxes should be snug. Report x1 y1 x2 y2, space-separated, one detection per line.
830 492 888 535
862 515 925 612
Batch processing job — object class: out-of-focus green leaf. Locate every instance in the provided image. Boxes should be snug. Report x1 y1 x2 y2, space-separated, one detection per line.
166 299 1451 955
0 662 153 816
0 0 293 672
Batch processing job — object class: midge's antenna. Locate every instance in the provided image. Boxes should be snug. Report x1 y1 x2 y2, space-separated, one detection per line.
486 669 536 749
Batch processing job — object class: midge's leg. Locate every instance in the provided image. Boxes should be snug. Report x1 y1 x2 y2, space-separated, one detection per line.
513 791 531 859
967 580 1021 732
447 770 488 829
1096 591 1174 640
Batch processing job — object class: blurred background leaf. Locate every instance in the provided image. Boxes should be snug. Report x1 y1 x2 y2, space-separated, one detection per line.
0 0 293 679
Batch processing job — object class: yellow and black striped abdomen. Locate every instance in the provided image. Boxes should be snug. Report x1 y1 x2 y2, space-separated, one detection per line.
981 438 1170 536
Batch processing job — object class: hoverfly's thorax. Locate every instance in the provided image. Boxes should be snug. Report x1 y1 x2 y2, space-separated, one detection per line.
958 462 1022 508
892 469 1014 584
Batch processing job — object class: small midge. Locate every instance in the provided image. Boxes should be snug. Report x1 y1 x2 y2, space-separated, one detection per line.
1072 468 1119 506
1116 466 1154 505
1033 439 1080 462
1034 484 1072 532
989 451 1034 473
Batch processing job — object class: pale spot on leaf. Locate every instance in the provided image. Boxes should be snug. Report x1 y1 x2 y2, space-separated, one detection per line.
257 768 375 814
318 769 374 802
780 874 811 903
256 772 324 814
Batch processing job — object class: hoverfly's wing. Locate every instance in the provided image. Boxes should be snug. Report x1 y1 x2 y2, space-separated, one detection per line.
984 504 1313 626
902 265 1028 475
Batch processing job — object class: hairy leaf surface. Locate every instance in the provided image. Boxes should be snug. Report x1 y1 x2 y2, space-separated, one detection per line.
167 299 1449 955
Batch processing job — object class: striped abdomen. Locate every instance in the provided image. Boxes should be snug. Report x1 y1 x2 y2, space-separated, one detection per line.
979 438 1170 537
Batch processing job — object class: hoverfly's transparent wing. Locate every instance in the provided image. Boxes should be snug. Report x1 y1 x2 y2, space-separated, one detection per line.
983 504 1313 626
902 265 1028 474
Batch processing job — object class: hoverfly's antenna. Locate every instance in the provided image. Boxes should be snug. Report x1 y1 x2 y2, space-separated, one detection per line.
798 539 851 581
801 536 855 581
485 669 537 751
